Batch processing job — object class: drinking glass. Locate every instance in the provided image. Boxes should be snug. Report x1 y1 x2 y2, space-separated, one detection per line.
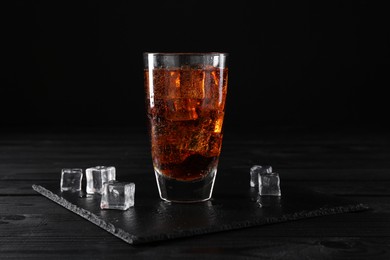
143 52 228 203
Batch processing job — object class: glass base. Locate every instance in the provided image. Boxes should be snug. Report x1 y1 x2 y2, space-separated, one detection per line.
154 168 217 203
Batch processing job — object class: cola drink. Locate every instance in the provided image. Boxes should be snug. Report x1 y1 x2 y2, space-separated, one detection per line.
144 53 228 202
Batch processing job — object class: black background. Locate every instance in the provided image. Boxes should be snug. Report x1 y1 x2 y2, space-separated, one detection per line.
1 1 389 132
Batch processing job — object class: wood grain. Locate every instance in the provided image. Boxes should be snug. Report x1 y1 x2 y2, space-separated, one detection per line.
1 127 389 259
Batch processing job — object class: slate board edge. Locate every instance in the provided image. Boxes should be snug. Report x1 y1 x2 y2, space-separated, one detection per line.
32 184 371 245
32 184 138 245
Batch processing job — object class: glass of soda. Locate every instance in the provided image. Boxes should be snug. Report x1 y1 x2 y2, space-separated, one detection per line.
143 52 229 203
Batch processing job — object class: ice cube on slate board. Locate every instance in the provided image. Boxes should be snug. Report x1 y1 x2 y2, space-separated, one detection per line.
100 180 135 210
86 166 116 194
259 172 281 196
250 165 272 187
60 168 83 192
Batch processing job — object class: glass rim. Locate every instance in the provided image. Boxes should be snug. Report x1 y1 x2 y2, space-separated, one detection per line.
143 52 229 56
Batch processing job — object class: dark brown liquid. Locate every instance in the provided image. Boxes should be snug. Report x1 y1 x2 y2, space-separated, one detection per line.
145 67 228 181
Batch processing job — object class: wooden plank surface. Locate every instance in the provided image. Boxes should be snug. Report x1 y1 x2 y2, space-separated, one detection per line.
0 127 389 259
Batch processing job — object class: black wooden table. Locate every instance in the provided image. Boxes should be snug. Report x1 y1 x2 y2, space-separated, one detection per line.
1 126 389 259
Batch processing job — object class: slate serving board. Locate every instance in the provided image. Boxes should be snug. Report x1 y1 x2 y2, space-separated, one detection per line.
32 177 369 245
